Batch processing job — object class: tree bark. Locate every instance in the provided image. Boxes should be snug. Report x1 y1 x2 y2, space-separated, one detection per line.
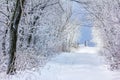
7 0 25 75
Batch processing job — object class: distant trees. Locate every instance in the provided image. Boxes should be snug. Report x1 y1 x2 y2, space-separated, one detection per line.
0 0 80 74
73 0 120 70
60 19 80 51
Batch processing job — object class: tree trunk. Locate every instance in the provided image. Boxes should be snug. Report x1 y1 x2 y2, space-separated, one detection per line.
7 0 25 75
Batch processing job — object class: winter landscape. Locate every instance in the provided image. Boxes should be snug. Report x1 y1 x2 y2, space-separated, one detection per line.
0 0 120 80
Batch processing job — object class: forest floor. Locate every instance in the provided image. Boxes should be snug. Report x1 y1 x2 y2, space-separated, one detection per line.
0 46 120 80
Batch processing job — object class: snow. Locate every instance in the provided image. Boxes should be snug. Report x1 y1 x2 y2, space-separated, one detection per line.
39 47 114 80
70 46 100 54
0 46 120 80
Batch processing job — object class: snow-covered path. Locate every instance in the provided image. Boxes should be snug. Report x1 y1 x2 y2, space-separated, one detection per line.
1 47 120 80
39 47 119 80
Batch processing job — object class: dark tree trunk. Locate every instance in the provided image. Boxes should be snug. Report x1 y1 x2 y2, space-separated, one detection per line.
7 0 25 75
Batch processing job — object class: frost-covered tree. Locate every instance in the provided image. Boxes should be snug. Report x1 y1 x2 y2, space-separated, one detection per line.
0 0 80 74
72 0 120 70
60 18 80 51
0 0 15 74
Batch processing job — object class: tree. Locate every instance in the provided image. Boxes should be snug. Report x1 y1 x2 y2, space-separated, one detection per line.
72 0 120 70
7 0 25 74
0 0 81 74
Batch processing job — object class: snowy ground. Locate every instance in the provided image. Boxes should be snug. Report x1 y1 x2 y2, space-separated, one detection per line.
0 47 120 80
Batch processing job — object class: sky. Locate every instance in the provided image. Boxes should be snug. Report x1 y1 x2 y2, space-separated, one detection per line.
72 2 95 47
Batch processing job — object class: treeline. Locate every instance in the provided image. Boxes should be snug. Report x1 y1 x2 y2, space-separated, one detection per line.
0 0 79 74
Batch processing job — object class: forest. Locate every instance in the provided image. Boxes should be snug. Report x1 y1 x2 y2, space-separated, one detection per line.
0 0 120 80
